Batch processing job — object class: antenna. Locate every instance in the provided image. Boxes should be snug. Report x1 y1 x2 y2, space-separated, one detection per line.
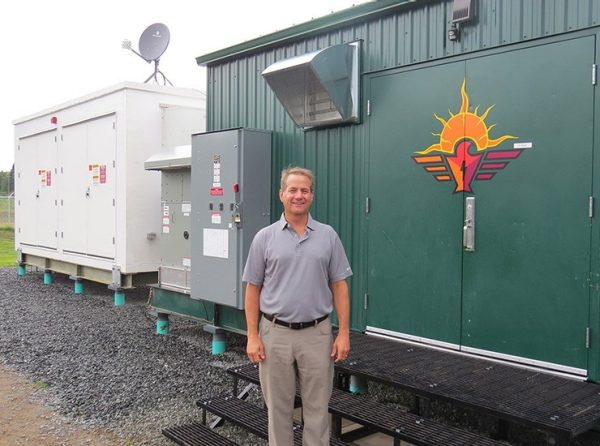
122 23 173 86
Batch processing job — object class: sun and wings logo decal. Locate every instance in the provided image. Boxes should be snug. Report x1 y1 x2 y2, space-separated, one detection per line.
412 80 525 193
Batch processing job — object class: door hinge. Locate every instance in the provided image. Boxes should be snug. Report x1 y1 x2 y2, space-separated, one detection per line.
586 327 591 349
593 64 598 85
364 293 369 310
54 136 57 142
365 197 371 214
367 100 371 116
590 196 594 218
112 237 115 245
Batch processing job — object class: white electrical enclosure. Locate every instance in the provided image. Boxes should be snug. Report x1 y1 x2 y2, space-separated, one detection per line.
13 82 206 285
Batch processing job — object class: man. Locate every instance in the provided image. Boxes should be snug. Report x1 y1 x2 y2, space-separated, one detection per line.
243 166 352 446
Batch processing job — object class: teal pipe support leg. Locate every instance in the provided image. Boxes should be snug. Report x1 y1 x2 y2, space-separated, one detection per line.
156 313 170 335
349 375 368 395
212 332 227 355
74 280 84 295
203 325 227 355
114 290 125 306
43 270 53 285
17 265 26 276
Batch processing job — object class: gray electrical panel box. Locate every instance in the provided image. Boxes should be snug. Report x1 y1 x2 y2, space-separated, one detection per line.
144 146 193 293
191 129 271 309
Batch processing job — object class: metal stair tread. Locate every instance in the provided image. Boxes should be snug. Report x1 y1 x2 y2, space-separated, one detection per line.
197 394 350 446
162 422 239 446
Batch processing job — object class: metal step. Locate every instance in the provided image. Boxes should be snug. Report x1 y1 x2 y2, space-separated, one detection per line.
162 422 239 446
329 387 504 446
197 394 349 446
227 363 504 446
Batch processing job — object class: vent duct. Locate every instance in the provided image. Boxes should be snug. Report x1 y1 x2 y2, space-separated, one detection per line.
452 0 473 23
262 42 360 129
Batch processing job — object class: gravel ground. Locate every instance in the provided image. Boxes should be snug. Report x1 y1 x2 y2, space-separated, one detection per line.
0 266 266 446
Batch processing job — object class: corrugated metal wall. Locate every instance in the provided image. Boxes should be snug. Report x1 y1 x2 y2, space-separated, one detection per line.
205 0 600 330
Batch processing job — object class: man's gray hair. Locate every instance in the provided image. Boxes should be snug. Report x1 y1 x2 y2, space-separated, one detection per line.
280 166 314 192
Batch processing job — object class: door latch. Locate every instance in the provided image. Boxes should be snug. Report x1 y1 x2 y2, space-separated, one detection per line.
463 196 475 252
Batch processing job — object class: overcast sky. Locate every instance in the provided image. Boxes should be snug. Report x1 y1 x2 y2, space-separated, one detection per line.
2 0 370 171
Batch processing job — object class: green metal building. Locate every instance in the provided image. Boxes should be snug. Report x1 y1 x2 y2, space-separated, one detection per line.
158 0 600 382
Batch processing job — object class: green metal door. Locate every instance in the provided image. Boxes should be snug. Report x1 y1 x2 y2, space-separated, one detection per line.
367 36 594 373
366 61 465 346
461 37 595 372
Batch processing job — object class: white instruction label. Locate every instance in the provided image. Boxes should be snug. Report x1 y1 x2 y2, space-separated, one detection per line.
203 228 228 259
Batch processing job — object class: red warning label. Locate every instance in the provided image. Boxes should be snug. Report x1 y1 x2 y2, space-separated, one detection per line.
210 187 224 196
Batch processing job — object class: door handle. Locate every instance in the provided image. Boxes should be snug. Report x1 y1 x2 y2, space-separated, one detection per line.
85 187 91 198
463 196 475 252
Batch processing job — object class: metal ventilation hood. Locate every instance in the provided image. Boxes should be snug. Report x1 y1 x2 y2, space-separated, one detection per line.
144 145 191 171
262 42 360 128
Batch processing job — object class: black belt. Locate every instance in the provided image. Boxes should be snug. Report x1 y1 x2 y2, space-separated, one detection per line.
263 313 328 330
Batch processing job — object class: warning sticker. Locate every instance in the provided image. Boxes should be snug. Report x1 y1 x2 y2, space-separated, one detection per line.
89 164 107 185
212 155 222 188
210 187 224 196
39 169 51 187
211 212 221 224
162 225 170 234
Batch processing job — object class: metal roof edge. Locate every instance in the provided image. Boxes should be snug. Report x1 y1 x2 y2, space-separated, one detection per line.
196 0 427 66
13 81 205 125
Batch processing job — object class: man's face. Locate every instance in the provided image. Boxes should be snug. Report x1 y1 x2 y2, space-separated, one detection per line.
280 173 313 218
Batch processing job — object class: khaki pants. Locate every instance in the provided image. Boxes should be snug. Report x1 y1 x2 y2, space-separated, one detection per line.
259 316 334 446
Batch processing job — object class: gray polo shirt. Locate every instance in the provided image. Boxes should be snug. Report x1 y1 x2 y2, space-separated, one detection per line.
242 213 352 322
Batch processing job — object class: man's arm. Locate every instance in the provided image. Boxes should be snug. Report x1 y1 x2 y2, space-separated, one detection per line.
330 279 350 362
245 282 265 363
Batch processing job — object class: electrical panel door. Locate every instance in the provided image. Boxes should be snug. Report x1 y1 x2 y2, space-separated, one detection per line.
191 129 271 309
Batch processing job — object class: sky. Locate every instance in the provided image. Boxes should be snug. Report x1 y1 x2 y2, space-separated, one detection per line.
2 0 371 171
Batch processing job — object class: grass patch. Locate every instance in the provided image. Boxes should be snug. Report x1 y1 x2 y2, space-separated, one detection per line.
0 225 15 267
32 379 49 390
0 197 14 225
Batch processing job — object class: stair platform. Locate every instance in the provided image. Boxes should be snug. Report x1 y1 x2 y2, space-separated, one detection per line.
336 332 600 438
227 363 505 446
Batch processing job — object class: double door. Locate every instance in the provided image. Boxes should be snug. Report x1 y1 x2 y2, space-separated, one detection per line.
366 36 595 373
16 130 58 249
60 114 116 259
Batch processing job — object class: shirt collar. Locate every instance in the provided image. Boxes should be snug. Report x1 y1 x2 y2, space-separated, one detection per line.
279 213 316 231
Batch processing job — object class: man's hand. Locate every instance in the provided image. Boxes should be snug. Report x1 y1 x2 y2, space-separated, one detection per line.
330 279 350 362
331 331 350 362
244 283 265 363
247 335 266 363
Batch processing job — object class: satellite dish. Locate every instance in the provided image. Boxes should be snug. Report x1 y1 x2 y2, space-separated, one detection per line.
139 23 170 62
122 23 173 86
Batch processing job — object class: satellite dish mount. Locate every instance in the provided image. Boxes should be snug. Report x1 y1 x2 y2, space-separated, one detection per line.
122 23 173 86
